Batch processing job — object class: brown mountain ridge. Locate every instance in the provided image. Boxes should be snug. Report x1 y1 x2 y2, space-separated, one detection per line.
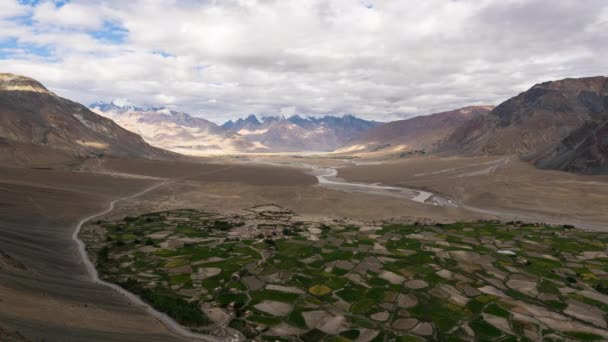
443 76 608 154
0 73 175 166
442 76 608 174
336 106 494 154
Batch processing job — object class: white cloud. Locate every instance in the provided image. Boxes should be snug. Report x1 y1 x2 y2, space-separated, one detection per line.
0 0 607 123
32 1 105 30
0 0 29 19
280 106 297 117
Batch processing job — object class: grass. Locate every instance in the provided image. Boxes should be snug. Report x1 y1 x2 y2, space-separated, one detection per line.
322 250 355 263
466 299 485 314
164 258 188 268
549 237 604 253
368 276 390 287
332 267 349 276
248 314 282 326
326 337 350 342
336 287 364 303
325 277 348 290
339 329 360 340
301 329 327 342
562 331 605 341
309 284 332 296
396 336 424 342
484 303 510 318
524 257 563 276
470 317 502 338
216 293 248 307
286 308 308 328
119 279 208 326
545 300 568 311
538 280 561 295
350 298 376 314
410 297 471 333
170 273 191 285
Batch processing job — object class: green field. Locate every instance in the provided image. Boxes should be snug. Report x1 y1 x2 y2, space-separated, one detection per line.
81 208 608 341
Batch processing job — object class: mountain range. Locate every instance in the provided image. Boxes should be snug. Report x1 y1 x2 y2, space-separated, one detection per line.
2 73 607 174
221 114 379 152
92 103 379 153
90 102 260 155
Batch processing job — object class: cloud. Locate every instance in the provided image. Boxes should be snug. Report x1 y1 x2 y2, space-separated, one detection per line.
0 0 607 123
32 1 105 30
0 0 29 19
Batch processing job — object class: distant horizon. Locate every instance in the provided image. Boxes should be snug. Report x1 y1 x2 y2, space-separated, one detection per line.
91 99 387 125
90 99 501 125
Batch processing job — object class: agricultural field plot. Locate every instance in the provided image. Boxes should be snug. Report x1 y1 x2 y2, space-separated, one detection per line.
81 208 608 341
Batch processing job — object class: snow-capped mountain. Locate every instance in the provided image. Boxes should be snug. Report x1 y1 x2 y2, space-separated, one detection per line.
90 101 379 154
222 114 379 152
90 101 262 155
89 100 145 113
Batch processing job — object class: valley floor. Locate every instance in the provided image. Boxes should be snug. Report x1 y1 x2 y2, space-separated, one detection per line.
234 153 608 230
1 153 607 341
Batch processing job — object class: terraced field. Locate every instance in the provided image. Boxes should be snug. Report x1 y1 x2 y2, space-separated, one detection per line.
81 207 608 341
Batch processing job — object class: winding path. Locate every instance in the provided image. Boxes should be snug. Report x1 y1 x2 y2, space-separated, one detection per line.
72 170 242 342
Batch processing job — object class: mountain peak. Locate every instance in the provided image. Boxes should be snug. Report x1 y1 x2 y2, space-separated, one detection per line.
0 73 52 94
90 100 168 113
245 114 261 123
110 98 134 108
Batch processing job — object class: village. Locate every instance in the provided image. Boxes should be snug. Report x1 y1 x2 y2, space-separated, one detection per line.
80 205 608 341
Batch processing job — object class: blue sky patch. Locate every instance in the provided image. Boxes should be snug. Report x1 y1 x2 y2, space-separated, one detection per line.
90 21 129 44
0 38 18 59
153 50 174 58
0 37 53 59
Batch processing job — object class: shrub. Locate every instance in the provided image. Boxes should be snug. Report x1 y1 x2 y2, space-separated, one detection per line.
118 279 208 326
213 220 232 230
97 246 109 265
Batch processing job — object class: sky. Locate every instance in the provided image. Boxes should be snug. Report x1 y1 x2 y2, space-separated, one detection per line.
1 0 607 123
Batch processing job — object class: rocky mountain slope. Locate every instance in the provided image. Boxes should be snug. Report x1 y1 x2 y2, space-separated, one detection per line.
526 118 608 174
91 102 262 155
441 76 608 174
444 77 608 154
222 114 379 152
0 73 174 165
336 106 493 154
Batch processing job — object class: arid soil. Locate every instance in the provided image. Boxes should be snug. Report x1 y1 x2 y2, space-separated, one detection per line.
2 153 607 341
95 157 479 225
336 155 608 230
0 166 184 341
